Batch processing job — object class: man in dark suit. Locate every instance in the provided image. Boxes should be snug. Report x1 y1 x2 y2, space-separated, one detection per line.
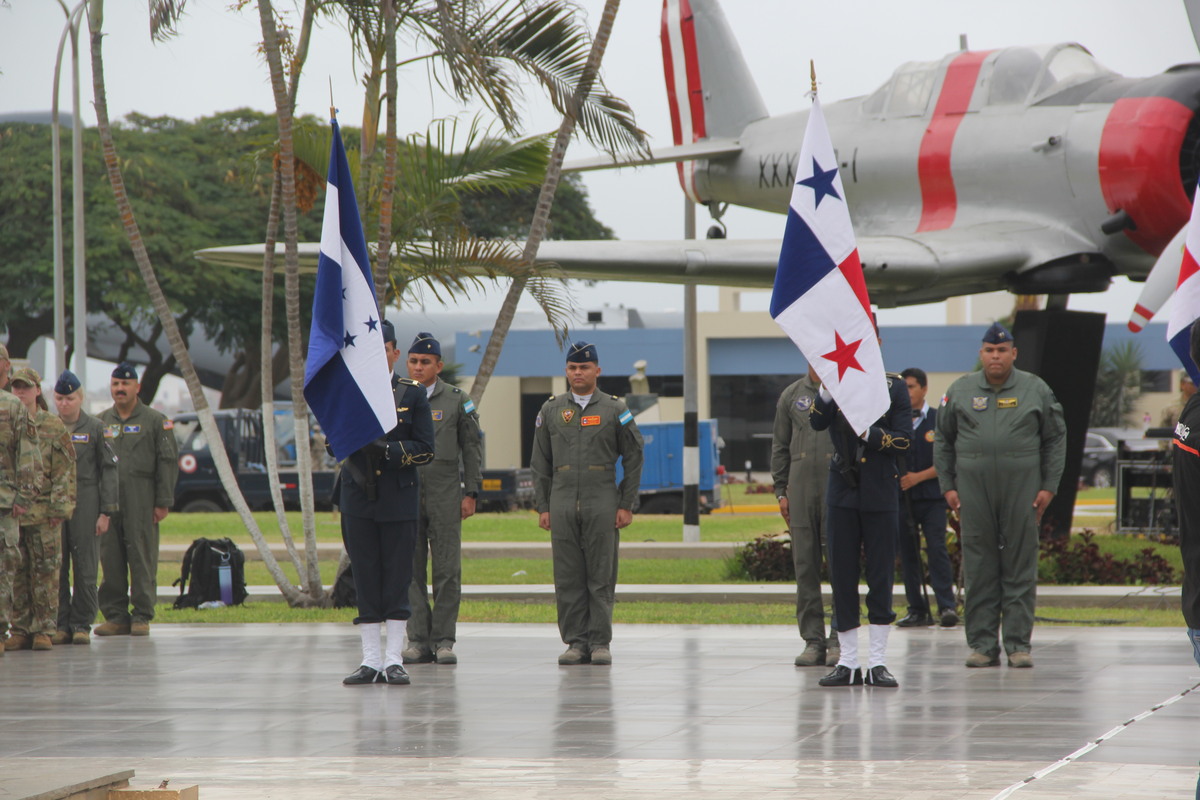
810 368 910 688
895 367 958 629
339 320 435 686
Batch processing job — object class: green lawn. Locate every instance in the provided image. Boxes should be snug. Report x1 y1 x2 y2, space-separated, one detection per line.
150 600 1188 627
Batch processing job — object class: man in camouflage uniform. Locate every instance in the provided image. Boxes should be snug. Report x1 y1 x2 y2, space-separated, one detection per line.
6 368 76 652
532 341 644 666
771 365 839 667
0 371 42 655
53 370 119 645
96 363 179 637
934 323 1066 669
401 332 483 666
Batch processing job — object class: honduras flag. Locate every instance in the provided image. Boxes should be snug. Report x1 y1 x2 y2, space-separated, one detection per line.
769 97 888 436
1167 178 1200 385
303 119 397 460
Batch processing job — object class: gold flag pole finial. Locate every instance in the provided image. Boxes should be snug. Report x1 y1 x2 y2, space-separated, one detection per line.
810 60 817 95
329 77 336 121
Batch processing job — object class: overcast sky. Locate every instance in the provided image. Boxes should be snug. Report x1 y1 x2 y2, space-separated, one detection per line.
3 0 1197 328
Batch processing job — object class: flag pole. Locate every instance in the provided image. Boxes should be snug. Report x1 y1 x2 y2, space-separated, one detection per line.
810 60 817 95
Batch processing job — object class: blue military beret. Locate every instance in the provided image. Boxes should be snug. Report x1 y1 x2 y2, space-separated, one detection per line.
54 370 81 395
409 331 441 358
381 319 396 345
112 362 139 381
982 322 1013 344
566 340 598 364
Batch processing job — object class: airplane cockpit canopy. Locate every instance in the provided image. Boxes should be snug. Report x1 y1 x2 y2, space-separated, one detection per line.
861 43 1114 116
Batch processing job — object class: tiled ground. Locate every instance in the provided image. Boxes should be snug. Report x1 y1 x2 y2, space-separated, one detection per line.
1 622 1196 798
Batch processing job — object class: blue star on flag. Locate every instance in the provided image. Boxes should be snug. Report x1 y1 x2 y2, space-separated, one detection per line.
797 157 841 208
364 317 378 332
343 331 357 348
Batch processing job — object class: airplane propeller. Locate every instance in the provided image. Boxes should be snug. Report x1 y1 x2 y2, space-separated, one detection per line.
1127 0 1200 331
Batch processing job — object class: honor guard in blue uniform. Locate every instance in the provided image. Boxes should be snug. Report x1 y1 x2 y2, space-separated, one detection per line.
935 323 1065 669
402 332 483 666
895 367 958 629
338 320 435 686
531 341 644 666
810 370 911 688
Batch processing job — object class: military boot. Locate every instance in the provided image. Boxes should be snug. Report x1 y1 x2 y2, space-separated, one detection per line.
94 622 131 636
51 630 71 645
4 633 31 651
402 643 435 664
72 631 91 645
32 634 52 651
794 642 826 667
130 622 150 636
558 645 591 665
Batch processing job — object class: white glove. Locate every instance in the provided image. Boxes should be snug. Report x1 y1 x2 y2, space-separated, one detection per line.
818 384 832 402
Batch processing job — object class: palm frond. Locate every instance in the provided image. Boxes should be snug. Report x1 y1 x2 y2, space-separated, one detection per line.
148 0 189 42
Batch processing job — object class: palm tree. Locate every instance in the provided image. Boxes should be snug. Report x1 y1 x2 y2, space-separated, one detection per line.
471 0 630 405
86 0 319 605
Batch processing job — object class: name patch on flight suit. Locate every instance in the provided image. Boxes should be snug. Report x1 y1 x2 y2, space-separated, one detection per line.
561 409 575 424
123 425 141 434
581 415 601 426
971 397 988 411
72 433 90 443
431 410 444 421
998 397 1018 409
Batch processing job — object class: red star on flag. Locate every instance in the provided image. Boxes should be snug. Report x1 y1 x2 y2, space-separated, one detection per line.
822 331 864 381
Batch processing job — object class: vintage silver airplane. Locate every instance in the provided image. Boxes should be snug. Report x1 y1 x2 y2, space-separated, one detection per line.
198 0 1200 320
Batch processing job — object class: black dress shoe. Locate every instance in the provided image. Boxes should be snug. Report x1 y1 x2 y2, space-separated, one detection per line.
342 665 381 686
865 665 899 688
384 664 411 685
818 665 863 686
896 612 933 628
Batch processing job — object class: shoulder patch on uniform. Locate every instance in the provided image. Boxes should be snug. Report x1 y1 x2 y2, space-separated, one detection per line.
618 409 633 426
431 409 444 421
462 398 476 414
163 419 174 430
535 412 543 428
104 424 119 439
795 395 813 411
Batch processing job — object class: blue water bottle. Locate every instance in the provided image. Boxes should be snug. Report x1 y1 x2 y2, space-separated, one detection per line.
218 554 233 606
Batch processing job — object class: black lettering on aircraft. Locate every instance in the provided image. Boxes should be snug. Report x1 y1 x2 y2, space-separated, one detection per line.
758 156 768 188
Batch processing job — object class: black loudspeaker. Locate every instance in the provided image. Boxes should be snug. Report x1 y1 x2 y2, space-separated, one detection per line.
1012 309 1107 539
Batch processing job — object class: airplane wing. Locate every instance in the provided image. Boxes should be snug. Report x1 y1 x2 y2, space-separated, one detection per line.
536 221 1104 307
194 221 1101 308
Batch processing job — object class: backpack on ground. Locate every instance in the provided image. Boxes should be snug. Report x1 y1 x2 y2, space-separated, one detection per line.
331 562 356 609
172 537 249 609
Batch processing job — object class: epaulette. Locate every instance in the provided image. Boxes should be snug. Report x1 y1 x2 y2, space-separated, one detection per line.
886 372 902 379
548 394 556 400
451 387 461 394
611 394 619 400
397 377 421 387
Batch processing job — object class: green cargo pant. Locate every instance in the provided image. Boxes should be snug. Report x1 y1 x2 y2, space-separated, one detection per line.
957 455 1042 658
99 508 159 625
408 483 463 650
550 492 620 650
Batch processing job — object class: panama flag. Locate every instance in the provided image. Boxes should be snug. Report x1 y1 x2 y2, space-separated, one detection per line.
770 97 888 435
303 118 397 460
1167 179 1200 385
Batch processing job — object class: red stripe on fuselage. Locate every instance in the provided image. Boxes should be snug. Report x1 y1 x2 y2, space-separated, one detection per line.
1098 97 1193 256
916 51 992 233
679 0 705 143
661 1 683 147
660 0 705 199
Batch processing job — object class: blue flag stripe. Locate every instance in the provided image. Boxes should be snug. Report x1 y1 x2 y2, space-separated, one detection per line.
305 357 387 457
770 208 837 318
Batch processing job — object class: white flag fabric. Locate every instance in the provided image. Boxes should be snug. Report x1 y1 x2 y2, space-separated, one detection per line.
769 98 888 435
1167 178 1200 385
302 119 397 460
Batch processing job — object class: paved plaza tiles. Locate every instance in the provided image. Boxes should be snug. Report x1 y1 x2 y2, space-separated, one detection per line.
0 622 1197 799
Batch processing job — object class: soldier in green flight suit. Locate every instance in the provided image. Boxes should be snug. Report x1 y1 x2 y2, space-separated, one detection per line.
52 370 120 646
532 341 644 666
771 365 839 668
934 323 1066 669
0 375 41 657
95 363 179 637
401 332 483 666
7 368 76 652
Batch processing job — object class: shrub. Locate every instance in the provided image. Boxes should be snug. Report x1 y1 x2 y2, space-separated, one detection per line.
734 532 795 582
1038 531 1177 585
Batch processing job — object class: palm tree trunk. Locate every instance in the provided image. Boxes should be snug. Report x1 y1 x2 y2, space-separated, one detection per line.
372 0 399 308
257 0 324 599
86 0 313 606
471 0 622 404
